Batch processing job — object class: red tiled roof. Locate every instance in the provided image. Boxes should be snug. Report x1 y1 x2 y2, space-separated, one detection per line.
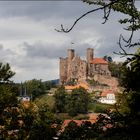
61 115 113 132
100 90 114 97
65 83 89 90
63 118 98 128
63 120 83 127
90 58 108 64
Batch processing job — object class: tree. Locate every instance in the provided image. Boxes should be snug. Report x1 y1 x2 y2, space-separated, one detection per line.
108 62 122 78
103 55 113 63
0 85 17 114
116 48 140 118
45 81 55 90
59 121 81 140
54 86 66 113
24 79 46 100
121 48 140 92
0 63 18 139
66 87 90 116
29 103 58 140
54 87 90 116
108 61 127 86
0 62 15 83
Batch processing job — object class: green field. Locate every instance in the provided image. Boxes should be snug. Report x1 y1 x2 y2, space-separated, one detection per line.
88 101 114 113
34 94 55 110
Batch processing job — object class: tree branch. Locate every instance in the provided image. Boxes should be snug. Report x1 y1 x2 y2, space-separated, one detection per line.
102 5 112 24
55 0 118 33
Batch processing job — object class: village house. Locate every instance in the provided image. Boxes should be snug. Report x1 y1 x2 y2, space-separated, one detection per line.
18 84 31 102
61 114 98 132
65 82 90 92
60 114 112 133
98 90 116 104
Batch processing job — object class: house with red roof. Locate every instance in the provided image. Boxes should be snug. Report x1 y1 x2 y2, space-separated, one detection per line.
89 57 111 76
90 58 108 65
61 114 98 132
98 90 116 104
60 114 113 133
65 82 90 92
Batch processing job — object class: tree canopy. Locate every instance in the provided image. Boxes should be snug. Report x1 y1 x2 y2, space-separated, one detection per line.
0 62 15 83
23 79 46 100
66 88 90 116
54 86 66 113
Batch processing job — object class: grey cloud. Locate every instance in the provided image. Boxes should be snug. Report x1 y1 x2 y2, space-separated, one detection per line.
0 44 3 50
94 35 139 61
13 57 57 70
22 41 67 59
0 44 16 62
0 1 96 20
22 41 99 60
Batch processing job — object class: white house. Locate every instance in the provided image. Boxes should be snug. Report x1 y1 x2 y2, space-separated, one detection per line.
18 85 31 102
98 90 116 104
18 96 30 102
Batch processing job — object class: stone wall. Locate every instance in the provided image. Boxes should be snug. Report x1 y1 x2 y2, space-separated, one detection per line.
59 57 68 84
66 55 87 83
89 64 111 76
93 74 119 91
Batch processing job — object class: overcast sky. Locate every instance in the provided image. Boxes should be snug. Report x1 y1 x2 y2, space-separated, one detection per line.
0 1 139 83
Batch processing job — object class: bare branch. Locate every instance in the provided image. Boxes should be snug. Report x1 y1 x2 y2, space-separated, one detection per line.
113 33 140 57
114 34 128 57
113 0 140 56
55 0 118 33
120 0 135 48
102 5 112 24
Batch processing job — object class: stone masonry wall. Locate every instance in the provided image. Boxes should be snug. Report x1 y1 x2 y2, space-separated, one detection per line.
93 74 119 92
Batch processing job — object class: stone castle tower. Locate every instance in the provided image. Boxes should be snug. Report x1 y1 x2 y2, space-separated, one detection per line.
59 48 111 84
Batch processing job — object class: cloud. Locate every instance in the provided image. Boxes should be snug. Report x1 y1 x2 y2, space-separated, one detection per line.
0 1 96 20
22 41 66 59
0 44 16 62
11 58 59 83
0 1 139 82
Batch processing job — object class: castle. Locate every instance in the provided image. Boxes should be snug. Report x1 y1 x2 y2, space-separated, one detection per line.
59 48 111 84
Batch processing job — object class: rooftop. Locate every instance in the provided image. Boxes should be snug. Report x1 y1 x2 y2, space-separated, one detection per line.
90 58 108 65
65 83 89 90
100 90 115 97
